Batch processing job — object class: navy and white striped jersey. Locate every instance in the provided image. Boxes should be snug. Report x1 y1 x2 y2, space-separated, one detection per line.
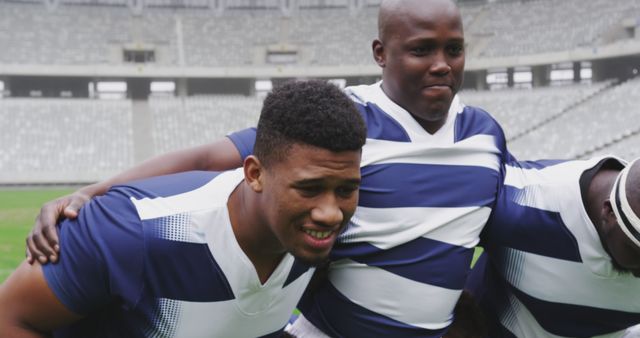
472 157 640 338
43 169 315 338
229 82 509 337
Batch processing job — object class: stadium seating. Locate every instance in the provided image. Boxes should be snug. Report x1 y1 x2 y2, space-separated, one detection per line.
468 0 640 58
460 81 612 140
2 0 640 184
507 76 640 160
149 95 262 153
2 0 637 67
590 131 640 161
0 98 134 183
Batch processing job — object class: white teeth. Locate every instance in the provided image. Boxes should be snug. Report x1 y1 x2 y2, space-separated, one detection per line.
304 229 332 239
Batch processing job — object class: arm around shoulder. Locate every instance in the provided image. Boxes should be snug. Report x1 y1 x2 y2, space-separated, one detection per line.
26 137 244 264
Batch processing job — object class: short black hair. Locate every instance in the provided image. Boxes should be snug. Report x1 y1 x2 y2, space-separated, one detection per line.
254 80 366 167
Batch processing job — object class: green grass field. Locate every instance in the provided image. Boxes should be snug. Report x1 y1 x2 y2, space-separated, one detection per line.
0 188 72 283
0 188 483 284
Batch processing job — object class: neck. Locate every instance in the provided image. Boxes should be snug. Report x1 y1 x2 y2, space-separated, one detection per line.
414 115 447 134
227 182 286 284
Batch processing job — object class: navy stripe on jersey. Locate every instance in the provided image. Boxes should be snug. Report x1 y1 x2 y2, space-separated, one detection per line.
118 171 220 198
143 236 234 302
354 101 411 142
283 259 312 288
43 192 145 315
332 237 473 290
298 282 447 338
228 127 257 160
509 159 568 170
358 163 499 208
484 186 582 262
454 106 505 143
511 285 640 337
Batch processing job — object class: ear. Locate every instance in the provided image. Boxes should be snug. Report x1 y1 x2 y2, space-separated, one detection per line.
372 39 386 68
243 155 264 193
601 199 618 228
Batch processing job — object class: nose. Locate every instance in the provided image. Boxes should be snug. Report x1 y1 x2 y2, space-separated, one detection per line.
430 51 451 76
310 195 344 227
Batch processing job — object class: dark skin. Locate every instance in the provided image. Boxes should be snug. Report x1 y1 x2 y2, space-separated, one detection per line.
231 144 360 282
0 262 83 338
374 0 465 134
585 161 640 277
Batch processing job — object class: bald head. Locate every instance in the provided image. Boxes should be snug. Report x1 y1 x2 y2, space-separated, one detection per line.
378 0 462 41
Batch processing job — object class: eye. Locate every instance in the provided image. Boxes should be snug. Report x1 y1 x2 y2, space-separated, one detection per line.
296 185 323 197
447 44 464 56
410 44 433 56
336 185 359 198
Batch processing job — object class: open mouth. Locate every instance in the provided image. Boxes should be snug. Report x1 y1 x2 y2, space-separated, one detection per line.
303 229 333 240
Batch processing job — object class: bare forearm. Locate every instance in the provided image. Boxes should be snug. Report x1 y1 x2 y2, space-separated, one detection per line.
86 138 242 195
0 320 48 338
27 138 244 262
0 263 82 338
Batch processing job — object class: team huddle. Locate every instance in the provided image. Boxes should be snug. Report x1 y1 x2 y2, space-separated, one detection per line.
1 0 640 337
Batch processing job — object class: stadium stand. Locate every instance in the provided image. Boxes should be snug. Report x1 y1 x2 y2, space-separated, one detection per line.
507 76 640 160
460 81 613 140
0 2 178 66
0 98 134 183
1 0 640 184
469 0 640 58
590 130 640 161
149 95 262 154
0 0 638 67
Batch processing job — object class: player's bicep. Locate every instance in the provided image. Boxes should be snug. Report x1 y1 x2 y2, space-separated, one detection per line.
226 127 256 162
0 262 83 336
202 137 244 171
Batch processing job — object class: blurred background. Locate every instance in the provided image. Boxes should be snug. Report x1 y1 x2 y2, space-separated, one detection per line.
0 0 639 185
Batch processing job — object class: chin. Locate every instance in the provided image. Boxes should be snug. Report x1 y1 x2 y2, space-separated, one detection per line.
292 251 330 267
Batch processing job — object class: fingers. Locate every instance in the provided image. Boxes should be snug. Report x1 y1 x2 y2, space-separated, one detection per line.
62 200 83 219
26 193 89 266
42 224 60 263
26 232 48 265
37 202 63 253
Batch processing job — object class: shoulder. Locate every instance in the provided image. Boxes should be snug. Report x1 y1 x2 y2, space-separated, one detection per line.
345 83 412 142
454 104 505 142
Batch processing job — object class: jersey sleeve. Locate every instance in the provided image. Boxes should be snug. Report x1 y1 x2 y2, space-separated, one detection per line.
42 188 145 315
227 127 256 160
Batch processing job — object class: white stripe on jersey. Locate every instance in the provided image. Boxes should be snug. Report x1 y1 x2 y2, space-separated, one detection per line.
361 135 500 169
501 292 630 338
131 168 244 221
499 247 640 312
129 168 315 337
343 206 490 249
329 259 460 330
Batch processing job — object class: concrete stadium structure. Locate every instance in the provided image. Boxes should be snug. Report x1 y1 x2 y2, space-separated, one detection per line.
0 0 639 184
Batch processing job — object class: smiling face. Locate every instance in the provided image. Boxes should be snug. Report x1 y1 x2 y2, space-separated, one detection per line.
374 0 465 133
255 143 361 266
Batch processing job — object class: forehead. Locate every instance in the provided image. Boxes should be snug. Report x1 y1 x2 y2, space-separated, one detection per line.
382 0 463 39
272 143 361 179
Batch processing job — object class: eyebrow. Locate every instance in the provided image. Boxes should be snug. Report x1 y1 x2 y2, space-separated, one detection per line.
293 178 361 185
